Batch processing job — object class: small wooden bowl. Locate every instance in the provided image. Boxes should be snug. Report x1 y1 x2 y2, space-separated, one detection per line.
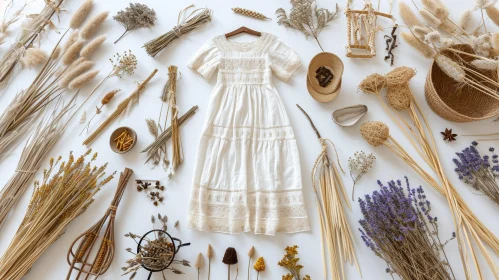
110 127 137 154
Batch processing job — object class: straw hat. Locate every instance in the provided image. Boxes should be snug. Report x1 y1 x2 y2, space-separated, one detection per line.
306 52 344 103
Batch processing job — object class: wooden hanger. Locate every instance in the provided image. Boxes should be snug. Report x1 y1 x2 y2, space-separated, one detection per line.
225 26 261 38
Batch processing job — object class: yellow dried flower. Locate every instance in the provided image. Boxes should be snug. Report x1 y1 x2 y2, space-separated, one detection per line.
254 257 265 272
278 245 310 280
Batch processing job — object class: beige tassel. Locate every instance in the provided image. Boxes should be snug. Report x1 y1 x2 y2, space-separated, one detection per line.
69 69 99 89
460 10 473 32
69 0 93 29
80 35 106 58
420 9 442 26
232 7 271 20
63 29 80 51
195 253 204 280
435 55 465 83
421 0 449 19
21 48 47 68
80 11 109 40
63 40 84 65
207 244 214 280
487 6 499 28
401 32 436 58
399 2 422 27
471 59 498 70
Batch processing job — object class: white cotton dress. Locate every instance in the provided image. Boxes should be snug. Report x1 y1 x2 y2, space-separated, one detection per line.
186 32 310 235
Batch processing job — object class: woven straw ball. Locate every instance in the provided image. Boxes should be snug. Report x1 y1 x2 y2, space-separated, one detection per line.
386 66 416 87
359 73 387 94
360 121 390 147
387 84 412 110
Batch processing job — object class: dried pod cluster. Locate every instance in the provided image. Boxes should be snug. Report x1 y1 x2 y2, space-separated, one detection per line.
136 180 165 206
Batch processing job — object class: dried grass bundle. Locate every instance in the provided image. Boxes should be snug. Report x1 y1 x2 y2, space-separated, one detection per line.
0 100 75 228
296 104 359 280
359 68 499 280
0 150 115 280
83 69 158 145
66 168 133 279
80 11 109 40
0 1 29 45
0 0 65 89
143 5 212 57
167 66 183 175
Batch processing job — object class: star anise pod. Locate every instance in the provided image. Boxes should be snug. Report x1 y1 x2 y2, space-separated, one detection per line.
441 128 457 142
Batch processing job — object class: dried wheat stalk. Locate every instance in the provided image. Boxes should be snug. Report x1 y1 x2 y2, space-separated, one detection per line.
0 150 115 280
167 66 183 176
83 69 158 145
232 8 271 20
297 104 360 280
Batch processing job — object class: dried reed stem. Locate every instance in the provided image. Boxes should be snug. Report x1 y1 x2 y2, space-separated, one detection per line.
83 69 158 145
167 66 183 171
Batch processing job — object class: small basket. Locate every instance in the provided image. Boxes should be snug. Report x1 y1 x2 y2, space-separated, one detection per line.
425 45 499 122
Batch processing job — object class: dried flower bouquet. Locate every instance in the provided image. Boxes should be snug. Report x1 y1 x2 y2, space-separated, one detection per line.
0 150 115 280
359 178 456 279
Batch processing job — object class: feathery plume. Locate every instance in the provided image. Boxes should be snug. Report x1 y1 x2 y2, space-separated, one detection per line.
460 10 473 31
21 48 47 68
247 246 255 280
70 0 94 29
435 55 465 82
63 40 84 65
145 119 158 137
69 70 99 89
80 35 107 58
51 46 61 60
471 59 498 70
402 32 437 58
195 252 204 280
420 9 442 26
80 11 109 40
207 244 214 280
422 0 449 19
59 60 94 88
486 6 499 27
64 29 80 51
399 2 422 27
425 30 442 43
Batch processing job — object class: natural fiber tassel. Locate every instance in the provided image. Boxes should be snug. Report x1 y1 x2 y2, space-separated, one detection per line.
232 7 271 20
168 65 183 175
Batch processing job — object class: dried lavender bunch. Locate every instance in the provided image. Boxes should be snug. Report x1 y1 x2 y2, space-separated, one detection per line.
348 150 376 200
122 214 189 279
358 178 456 280
276 0 340 51
113 3 156 44
453 141 499 205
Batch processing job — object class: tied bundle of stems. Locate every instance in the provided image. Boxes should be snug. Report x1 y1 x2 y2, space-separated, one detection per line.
0 150 115 280
0 0 65 88
143 5 212 57
0 98 75 228
67 168 133 279
296 104 360 280
359 67 499 280
83 69 158 145
167 66 183 175
0 0 107 161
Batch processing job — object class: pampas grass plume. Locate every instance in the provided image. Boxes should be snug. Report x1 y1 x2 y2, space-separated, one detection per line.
460 10 473 31
425 30 441 43
422 0 449 19
80 11 109 40
412 26 430 40
51 46 61 59
21 48 47 68
435 55 465 82
492 33 499 49
402 32 436 58
195 253 204 269
59 60 94 88
399 2 422 27
70 0 93 29
486 6 499 27
80 35 106 58
64 29 80 51
69 69 99 89
63 40 84 65
420 9 442 26
248 246 255 258
471 59 498 70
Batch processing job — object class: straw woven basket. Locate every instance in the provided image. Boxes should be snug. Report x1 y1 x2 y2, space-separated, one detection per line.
425 45 499 122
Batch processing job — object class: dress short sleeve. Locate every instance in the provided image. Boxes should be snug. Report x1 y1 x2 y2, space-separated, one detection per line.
187 38 220 81
269 40 301 82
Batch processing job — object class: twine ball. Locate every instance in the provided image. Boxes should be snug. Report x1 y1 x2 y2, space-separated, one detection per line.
385 66 416 87
359 73 387 94
360 121 390 147
386 84 412 110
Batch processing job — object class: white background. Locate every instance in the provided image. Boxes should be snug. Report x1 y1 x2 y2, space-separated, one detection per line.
1 0 498 279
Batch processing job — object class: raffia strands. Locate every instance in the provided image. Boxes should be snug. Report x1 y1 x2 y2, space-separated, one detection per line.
401 32 436 58
144 6 212 57
69 69 100 89
399 2 422 27
66 168 133 278
80 11 109 40
420 9 442 26
21 48 48 68
80 35 107 59
70 0 94 29
460 10 473 31
167 66 183 171
83 69 158 145
64 29 80 51
0 100 75 228
63 40 85 65
359 70 499 280
0 0 65 89
0 150 114 280
59 60 94 89
435 55 465 82
486 6 499 28
297 104 360 280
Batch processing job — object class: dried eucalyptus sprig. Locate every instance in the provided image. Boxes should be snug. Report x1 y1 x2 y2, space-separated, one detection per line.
276 0 340 51
348 150 376 200
113 3 156 44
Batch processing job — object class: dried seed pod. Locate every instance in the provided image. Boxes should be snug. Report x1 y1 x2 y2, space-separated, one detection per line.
222 247 238 265
360 121 390 147
232 7 271 20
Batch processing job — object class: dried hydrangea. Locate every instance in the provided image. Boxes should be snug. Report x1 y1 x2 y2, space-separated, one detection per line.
348 151 376 200
113 3 156 44
110 50 137 78
276 0 340 51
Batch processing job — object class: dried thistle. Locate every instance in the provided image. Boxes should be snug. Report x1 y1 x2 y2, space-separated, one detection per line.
69 0 94 29
276 0 339 51
80 11 109 40
232 7 271 20
80 35 107 59
80 89 120 135
348 151 376 200
21 47 47 68
278 245 311 280
113 3 156 44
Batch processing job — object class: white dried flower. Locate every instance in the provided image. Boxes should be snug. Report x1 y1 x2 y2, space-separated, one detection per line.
349 151 376 200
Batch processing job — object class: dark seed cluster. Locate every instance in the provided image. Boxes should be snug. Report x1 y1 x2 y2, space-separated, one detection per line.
136 180 165 206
